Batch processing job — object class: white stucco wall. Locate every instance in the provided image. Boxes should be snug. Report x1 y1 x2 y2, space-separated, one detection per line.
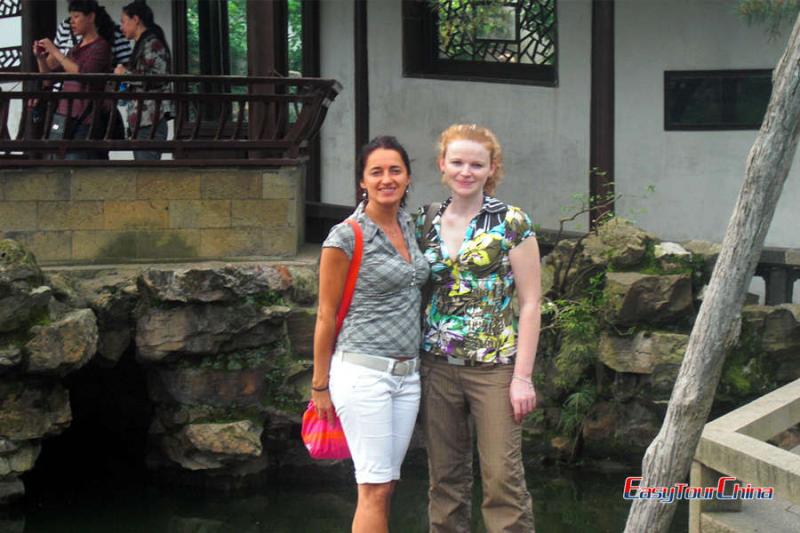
319 0 357 206
615 0 800 248
0 15 20 48
1 15 22 140
319 0 593 228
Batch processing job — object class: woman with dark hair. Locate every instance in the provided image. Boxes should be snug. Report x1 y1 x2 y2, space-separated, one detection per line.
114 0 172 160
33 0 115 159
312 136 429 533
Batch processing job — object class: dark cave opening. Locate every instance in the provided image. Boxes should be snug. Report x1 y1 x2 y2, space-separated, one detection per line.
22 349 154 497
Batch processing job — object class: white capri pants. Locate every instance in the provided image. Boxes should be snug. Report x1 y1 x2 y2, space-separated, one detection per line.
329 351 421 484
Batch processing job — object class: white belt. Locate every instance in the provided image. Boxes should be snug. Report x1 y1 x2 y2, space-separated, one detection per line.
337 351 419 376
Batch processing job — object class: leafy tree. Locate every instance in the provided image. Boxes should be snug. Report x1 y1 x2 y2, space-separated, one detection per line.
288 0 303 74
187 0 199 74
738 0 800 35
185 0 302 76
228 0 248 76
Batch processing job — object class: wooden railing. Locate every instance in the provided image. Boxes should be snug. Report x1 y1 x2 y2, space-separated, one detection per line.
0 73 340 165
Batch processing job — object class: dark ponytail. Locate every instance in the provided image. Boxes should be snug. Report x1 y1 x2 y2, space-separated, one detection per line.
122 0 171 58
68 0 115 44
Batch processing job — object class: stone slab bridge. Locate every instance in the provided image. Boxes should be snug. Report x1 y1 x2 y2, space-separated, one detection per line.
691 378 800 532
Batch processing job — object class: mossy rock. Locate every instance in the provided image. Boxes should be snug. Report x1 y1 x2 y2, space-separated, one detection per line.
583 218 654 270
598 330 688 375
0 240 42 286
603 272 693 326
653 242 693 274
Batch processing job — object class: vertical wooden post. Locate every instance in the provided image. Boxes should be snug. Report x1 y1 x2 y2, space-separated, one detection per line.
590 0 615 228
303 0 322 202
354 0 369 203
247 0 288 158
21 0 57 71
171 0 188 75
20 0 57 146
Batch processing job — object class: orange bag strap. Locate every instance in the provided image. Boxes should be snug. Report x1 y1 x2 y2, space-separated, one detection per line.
335 219 363 337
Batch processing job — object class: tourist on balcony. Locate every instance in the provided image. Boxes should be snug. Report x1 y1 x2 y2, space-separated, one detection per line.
114 0 172 161
54 0 132 69
312 136 429 533
417 124 541 533
30 1 129 100
33 0 115 160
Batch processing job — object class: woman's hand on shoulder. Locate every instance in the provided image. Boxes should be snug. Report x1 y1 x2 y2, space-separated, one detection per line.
509 377 537 424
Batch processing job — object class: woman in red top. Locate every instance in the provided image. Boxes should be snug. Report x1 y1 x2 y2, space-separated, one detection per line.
34 0 115 159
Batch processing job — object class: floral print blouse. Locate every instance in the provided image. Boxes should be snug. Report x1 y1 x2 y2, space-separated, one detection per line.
123 31 172 130
416 196 535 364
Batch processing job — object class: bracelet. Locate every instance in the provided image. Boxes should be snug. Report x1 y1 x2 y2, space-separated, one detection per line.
311 384 329 392
512 375 533 386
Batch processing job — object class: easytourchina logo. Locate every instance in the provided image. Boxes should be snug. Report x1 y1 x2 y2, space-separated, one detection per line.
623 476 775 504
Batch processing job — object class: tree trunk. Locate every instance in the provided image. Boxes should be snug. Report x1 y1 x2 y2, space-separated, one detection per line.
624 13 800 533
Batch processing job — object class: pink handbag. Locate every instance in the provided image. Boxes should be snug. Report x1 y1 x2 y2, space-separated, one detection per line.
301 400 351 460
301 219 363 460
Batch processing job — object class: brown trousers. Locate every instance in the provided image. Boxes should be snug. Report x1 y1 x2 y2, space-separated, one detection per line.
421 357 535 533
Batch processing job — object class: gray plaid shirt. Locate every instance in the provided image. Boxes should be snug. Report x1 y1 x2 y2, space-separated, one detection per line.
323 202 429 359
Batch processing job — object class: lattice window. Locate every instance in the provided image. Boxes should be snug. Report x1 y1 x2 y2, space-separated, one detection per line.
436 0 555 66
0 0 21 18
403 0 557 86
0 46 20 71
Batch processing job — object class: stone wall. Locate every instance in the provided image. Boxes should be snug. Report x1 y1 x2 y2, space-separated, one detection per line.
528 219 800 462
0 241 98 502
0 239 320 503
0 165 304 264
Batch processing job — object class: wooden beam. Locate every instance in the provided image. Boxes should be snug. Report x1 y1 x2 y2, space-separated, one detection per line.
171 0 188 75
199 0 227 76
247 0 288 77
21 0 57 73
20 0 56 146
303 0 322 203
354 0 369 203
590 0 615 228
247 0 288 157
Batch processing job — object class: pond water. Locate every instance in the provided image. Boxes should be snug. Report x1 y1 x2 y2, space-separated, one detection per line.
6 358 688 532
12 460 688 532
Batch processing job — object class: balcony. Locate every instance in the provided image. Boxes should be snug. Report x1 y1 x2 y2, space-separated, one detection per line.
0 72 340 165
0 73 340 263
